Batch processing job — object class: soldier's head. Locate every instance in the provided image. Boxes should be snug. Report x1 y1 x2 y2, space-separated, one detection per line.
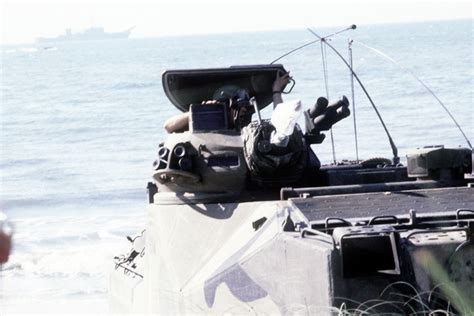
213 86 254 131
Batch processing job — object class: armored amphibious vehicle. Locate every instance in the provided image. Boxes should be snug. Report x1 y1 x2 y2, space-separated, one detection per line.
110 61 473 313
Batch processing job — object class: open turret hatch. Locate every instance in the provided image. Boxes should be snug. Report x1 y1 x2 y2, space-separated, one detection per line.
162 64 288 112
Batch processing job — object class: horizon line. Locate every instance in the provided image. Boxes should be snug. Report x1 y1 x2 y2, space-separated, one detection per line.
1 17 471 47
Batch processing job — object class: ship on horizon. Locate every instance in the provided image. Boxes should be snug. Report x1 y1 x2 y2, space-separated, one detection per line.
36 26 133 43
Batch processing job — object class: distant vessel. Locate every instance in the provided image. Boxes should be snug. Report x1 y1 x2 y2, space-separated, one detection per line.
36 27 133 43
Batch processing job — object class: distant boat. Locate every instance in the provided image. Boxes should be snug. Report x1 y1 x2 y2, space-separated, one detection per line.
36 27 134 43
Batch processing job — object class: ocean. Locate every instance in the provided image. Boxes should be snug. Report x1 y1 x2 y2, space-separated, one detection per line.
0 19 472 313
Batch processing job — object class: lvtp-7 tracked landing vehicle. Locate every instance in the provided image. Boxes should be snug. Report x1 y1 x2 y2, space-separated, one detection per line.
110 63 473 314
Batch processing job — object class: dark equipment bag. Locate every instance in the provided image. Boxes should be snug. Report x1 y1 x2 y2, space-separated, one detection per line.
242 120 308 187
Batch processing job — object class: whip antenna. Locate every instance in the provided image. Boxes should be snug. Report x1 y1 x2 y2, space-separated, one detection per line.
354 40 472 149
348 39 360 162
307 27 399 164
320 41 337 164
270 25 356 64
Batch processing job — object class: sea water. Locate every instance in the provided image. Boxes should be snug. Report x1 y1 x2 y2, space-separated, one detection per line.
0 19 472 313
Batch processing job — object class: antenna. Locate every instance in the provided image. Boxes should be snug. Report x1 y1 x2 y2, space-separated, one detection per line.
320 40 337 164
270 25 356 64
348 39 359 162
354 40 472 150
307 27 399 164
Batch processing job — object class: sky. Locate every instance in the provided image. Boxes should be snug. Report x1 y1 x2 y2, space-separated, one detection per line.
0 0 472 45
